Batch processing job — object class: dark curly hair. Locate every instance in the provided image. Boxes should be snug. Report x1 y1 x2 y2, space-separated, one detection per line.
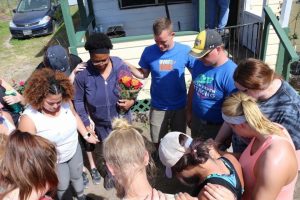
171 135 215 174
24 68 74 110
84 33 113 51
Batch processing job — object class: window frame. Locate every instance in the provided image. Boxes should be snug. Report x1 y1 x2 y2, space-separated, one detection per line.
118 0 191 10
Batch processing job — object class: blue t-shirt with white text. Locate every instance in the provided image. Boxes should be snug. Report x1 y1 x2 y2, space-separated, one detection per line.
139 42 194 110
192 59 237 123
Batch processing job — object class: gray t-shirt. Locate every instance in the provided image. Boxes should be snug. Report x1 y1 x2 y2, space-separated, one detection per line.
233 80 300 152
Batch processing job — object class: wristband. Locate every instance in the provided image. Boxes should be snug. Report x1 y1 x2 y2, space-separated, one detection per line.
83 132 91 139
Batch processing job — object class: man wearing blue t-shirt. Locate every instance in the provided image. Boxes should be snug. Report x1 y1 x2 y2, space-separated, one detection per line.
187 29 237 139
128 17 194 147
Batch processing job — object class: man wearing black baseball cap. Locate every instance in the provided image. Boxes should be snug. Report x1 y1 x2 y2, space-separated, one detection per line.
187 29 237 141
36 45 86 83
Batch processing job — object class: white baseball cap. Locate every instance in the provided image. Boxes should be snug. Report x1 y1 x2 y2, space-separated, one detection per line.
158 132 193 178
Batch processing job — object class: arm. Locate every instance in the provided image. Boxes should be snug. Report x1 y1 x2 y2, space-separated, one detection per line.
0 111 16 135
1 79 25 106
18 115 37 134
214 123 233 146
68 62 87 84
117 99 135 111
251 141 297 200
186 83 194 128
152 189 167 200
3 111 14 126
201 183 236 200
69 101 99 144
73 73 90 128
125 61 150 79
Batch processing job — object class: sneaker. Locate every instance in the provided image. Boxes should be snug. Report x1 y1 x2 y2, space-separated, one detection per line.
82 171 89 189
90 168 101 185
103 173 115 190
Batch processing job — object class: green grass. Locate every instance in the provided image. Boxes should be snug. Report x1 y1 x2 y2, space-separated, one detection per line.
0 20 10 45
0 5 79 82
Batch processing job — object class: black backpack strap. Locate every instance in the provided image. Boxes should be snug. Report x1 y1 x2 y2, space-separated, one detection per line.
219 157 243 200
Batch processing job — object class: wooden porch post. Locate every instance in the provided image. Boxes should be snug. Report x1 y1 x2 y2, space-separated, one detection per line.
60 0 78 55
77 0 87 28
199 0 205 32
86 0 95 27
276 28 293 80
260 14 270 61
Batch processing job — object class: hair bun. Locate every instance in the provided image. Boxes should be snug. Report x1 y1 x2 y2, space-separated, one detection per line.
112 118 131 130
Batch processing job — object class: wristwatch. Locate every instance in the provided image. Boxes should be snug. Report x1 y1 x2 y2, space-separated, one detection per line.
83 132 91 139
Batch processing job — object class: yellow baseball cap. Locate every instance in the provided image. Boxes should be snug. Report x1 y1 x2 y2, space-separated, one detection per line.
190 29 223 58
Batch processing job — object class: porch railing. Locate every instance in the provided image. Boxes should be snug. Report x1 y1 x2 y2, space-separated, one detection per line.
216 22 263 64
260 6 299 80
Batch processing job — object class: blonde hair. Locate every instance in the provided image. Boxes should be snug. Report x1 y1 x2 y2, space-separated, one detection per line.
222 92 282 135
103 118 155 197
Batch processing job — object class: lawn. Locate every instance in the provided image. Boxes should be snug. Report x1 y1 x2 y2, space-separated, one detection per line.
0 2 79 83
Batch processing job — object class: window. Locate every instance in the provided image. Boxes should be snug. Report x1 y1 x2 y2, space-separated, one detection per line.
119 0 191 9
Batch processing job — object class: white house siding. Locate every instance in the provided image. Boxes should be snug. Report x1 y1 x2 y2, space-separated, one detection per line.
264 0 283 70
77 34 197 100
68 0 77 5
92 0 194 36
240 0 285 70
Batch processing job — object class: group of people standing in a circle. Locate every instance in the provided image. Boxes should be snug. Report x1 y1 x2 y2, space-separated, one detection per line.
0 16 299 200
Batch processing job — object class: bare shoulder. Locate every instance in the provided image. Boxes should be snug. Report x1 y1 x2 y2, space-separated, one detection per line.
222 153 241 170
18 114 36 134
262 137 296 165
222 153 244 187
256 137 298 185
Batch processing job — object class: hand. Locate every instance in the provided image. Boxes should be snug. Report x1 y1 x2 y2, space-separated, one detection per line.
73 62 87 74
88 117 95 131
117 99 135 111
3 95 21 105
203 183 236 200
84 133 99 144
175 192 197 200
85 125 99 142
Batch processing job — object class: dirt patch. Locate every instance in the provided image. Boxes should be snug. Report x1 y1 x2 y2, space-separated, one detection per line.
0 13 11 22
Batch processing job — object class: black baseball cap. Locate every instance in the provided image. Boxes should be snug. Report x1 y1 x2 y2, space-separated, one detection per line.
44 45 71 75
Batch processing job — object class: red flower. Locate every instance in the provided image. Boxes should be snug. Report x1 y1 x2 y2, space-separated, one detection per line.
117 75 143 100
131 78 143 90
19 81 25 86
120 76 132 88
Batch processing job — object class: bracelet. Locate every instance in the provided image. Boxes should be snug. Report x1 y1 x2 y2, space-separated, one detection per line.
83 132 91 139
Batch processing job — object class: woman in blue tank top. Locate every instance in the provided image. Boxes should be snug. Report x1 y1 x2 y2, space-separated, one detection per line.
159 132 244 200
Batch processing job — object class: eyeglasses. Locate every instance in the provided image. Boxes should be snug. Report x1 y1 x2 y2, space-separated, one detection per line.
91 57 109 65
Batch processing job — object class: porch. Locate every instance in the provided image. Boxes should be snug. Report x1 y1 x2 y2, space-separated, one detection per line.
58 0 299 113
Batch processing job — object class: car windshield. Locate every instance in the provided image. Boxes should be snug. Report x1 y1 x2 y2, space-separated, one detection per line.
17 0 49 12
